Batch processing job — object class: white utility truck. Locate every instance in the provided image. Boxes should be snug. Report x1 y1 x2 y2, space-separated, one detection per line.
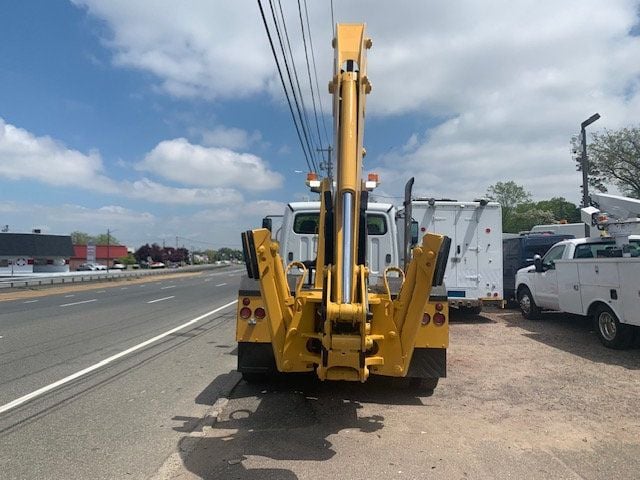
405 199 503 313
516 193 640 348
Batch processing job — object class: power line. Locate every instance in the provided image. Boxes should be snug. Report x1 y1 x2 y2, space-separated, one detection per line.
256 0 314 173
298 0 326 157
304 0 331 148
274 0 320 173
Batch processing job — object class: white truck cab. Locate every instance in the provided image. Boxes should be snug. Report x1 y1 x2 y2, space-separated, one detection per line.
276 201 398 282
515 235 640 348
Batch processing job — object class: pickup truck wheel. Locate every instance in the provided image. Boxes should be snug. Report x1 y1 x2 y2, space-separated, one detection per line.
594 305 634 349
518 287 541 320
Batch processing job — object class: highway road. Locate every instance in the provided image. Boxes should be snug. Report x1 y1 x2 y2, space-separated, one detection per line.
0 267 245 480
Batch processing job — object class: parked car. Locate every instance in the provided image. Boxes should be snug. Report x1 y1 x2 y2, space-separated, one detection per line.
77 263 97 271
150 262 166 269
112 262 126 270
94 264 107 271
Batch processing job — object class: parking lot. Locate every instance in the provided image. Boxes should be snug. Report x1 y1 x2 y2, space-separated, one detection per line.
156 307 640 480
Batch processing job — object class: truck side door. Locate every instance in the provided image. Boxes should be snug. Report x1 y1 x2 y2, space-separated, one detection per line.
534 244 566 310
286 212 319 263
366 213 392 279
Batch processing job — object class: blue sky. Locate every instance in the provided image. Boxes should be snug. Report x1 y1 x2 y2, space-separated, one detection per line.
1 1 639 249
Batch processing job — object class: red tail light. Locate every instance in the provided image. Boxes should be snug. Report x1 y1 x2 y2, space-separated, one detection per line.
242 297 251 306
433 312 446 326
435 303 443 311
254 307 266 319
422 313 431 325
240 307 252 319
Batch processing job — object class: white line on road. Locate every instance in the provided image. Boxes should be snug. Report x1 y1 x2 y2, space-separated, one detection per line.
96 290 106 293
60 299 97 307
64 294 75 298
147 296 175 304
161 285 176 290
23 300 39 304
0 299 238 415
204 279 212 282
121 287 128 290
139 285 147 288
216 283 227 287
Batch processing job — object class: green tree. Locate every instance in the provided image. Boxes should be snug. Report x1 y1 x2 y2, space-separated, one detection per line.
93 233 120 245
507 207 556 233
486 181 532 231
534 197 580 223
70 231 91 244
588 127 640 199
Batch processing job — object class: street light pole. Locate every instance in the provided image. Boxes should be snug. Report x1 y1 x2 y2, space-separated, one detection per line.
107 228 111 273
580 113 600 208
580 113 600 237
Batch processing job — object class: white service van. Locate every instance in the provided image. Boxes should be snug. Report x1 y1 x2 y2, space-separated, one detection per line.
406 199 503 312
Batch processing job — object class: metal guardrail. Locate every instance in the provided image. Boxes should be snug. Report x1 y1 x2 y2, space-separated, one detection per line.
0 264 235 290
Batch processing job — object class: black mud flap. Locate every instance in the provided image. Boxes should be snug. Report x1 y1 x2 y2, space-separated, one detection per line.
406 348 446 378
237 342 277 374
241 230 260 280
432 236 451 287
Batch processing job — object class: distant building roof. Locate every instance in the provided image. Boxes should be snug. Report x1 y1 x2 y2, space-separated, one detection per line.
0 233 74 257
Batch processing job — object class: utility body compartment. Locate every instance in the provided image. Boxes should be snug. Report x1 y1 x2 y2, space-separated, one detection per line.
407 200 503 308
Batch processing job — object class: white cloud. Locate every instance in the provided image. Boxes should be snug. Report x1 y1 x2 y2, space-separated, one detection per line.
137 138 283 191
0 118 250 206
71 0 274 100
71 1 640 203
125 177 243 205
0 117 116 192
198 125 262 150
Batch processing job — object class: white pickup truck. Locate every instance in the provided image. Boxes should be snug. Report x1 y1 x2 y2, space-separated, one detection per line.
515 236 640 348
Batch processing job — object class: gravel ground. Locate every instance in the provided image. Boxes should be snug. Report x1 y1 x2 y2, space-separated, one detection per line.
155 307 640 480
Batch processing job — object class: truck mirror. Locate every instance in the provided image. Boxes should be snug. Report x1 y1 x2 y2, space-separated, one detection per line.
533 254 543 273
262 217 272 232
410 220 419 246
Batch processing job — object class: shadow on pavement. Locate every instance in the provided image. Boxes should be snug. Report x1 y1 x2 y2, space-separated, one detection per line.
174 373 428 479
449 309 496 324
502 310 640 369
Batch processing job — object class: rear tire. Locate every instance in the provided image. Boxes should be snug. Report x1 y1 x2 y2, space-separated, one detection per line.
594 305 634 349
241 371 267 383
518 286 541 320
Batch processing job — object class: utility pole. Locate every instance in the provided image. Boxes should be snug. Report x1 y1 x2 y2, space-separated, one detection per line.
107 228 111 273
317 145 333 180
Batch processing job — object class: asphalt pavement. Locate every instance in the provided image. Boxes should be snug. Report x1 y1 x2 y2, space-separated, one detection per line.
0 267 245 479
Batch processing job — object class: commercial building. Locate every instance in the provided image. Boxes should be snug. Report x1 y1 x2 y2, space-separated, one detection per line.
70 244 128 271
0 233 75 275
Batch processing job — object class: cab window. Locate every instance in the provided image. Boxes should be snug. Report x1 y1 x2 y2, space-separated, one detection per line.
542 244 565 269
293 213 319 234
366 214 388 235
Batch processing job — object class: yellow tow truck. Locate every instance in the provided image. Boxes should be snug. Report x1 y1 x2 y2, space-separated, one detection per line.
236 23 451 391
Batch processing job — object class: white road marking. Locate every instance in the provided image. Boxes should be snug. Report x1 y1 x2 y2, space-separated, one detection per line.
60 299 97 307
64 294 75 298
147 296 175 304
216 283 227 287
204 279 212 282
0 300 238 415
139 285 147 288
23 300 39 304
96 290 106 293
121 287 128 290
161 285 176 290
